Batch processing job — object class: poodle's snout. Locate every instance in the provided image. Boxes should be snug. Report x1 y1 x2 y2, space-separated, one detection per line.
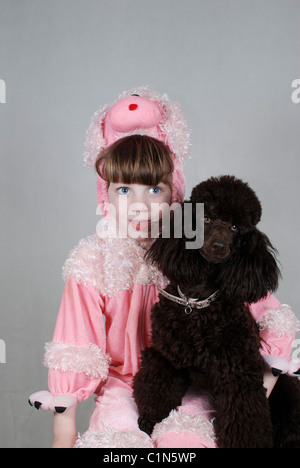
207 236 230 261
201 237 231 263
200 222 233 263
211 239 226 255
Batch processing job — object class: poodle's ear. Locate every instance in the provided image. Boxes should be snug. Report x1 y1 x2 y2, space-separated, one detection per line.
145 235 187 283
145 202 202 284
146 204 186 283
219 228 280 304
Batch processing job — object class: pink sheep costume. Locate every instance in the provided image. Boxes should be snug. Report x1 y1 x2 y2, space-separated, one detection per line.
29 87 300 449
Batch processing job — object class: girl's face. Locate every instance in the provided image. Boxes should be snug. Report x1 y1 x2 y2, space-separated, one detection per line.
107 182 172 239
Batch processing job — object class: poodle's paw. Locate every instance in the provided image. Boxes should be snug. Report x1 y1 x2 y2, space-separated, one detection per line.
28 391 77 413
138 416 155 436
263 355 300 377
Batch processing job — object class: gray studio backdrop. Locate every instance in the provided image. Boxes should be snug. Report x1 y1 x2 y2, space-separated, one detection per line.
0 0 299 448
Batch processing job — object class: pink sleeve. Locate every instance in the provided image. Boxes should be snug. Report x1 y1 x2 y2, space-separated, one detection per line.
249 293 299 360
45 276 110 402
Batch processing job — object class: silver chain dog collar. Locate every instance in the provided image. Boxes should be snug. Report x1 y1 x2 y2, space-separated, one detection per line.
157 286 221 315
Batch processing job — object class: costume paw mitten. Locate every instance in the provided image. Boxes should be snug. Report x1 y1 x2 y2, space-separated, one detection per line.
28 391 77 413
263 355 300 377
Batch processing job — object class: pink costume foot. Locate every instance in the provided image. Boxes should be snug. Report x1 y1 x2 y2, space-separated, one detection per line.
152 409 217 448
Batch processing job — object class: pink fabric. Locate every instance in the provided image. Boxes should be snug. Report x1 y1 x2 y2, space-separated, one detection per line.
103 96 162 146
153 389 217 448
263 354 300 375
28 391 77 411
51 278 106 346
156 432 215 449
48 278 108 402
85 376 217 448
89 377 140 433
48 278 158 401
249 294 296 360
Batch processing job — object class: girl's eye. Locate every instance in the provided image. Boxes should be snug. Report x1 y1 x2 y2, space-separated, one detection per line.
149 186 161 195
117 187 130 195
231 225 239 233
204 216 211 224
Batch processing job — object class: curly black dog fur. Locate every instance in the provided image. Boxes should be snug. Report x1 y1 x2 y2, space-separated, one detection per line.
133 175 300 448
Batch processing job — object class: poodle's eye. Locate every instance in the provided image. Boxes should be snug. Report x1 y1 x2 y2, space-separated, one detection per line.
231 225 239 233
204 216 211 224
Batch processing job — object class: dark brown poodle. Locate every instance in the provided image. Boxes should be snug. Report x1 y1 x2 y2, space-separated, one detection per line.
133 175 300 448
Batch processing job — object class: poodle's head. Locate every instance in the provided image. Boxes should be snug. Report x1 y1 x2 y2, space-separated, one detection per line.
147 175 280 304
190 175 262 264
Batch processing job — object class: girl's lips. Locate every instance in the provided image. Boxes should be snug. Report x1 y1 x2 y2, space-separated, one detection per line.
130 220 151 231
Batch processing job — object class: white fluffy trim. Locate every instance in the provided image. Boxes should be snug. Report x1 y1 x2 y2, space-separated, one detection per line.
62 233 168 297
74 429 154 448
151 409 216 445
258 304 300 337
44 341 111 380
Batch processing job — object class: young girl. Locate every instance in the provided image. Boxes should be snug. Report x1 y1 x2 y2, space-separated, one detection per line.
29 89 299 448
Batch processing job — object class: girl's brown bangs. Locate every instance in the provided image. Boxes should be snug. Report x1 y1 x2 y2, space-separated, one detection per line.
96 135 174 186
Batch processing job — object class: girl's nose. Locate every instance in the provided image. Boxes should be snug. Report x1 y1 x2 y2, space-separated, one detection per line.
129 196 150 217
131 201 149 213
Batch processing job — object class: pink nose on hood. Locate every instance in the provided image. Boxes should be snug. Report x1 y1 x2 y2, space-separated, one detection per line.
103 96 163 144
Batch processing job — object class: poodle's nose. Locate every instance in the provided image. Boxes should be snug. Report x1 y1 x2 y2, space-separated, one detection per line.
129 103 138 111
211 240 226 255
